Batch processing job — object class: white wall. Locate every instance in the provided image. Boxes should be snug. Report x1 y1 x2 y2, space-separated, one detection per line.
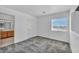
70 31 79 53
38 11 70 42
71 11 79 34
70 11 79 53
0 7 37 43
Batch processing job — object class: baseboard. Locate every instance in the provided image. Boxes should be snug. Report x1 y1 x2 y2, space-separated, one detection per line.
37 36 69 44
1 35 70 48
15 35 69 44
14 35 37 44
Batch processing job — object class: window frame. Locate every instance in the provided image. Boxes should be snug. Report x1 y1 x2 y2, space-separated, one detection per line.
51 16 68 31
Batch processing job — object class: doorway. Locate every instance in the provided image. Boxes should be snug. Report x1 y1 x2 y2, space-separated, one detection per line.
0 13 14 47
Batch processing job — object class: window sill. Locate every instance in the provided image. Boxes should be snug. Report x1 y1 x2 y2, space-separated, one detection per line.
51 28 68 32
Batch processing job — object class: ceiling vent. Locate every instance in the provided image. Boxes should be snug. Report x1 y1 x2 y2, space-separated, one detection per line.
42 11 46 14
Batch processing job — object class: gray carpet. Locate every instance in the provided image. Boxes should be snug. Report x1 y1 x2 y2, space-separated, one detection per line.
0 36 72 53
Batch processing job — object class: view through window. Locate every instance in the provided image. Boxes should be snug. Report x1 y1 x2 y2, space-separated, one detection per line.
51 17 68 31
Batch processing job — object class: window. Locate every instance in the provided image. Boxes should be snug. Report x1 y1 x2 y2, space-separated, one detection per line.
51 17 68 31
0 22 5 29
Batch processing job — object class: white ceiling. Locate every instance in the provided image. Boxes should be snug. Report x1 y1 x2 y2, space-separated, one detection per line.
0 5 78 17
